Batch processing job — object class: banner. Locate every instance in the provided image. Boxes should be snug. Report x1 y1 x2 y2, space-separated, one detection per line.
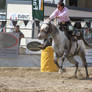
23 20 29 26
1 21 6 27
32 0 44 20
12 20 17 27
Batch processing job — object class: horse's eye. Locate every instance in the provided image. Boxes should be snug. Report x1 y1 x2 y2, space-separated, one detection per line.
40 30 43 32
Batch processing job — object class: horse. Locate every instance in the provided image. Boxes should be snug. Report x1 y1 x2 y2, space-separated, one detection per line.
38 20 91 79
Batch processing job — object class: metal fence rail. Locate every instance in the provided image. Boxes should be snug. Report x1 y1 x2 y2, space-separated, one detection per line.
0 19 92 55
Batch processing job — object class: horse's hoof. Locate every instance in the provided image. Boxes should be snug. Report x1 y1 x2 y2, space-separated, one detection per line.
86 75 89 80
58 68 65 74
74 76 78 79
73 74 78 79
62 68 66 72
58 69 62 74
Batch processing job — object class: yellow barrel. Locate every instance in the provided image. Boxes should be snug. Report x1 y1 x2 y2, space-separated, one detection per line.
41 46 59 72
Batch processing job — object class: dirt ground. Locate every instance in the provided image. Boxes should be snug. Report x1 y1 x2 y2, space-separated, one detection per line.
0 67 92 92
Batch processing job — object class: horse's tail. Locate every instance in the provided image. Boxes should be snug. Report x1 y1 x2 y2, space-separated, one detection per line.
80 32 92 48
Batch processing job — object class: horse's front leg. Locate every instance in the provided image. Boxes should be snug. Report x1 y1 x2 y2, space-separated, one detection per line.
54 53 64 73
61 49 69 69
54 53 60 69
62 49 69 61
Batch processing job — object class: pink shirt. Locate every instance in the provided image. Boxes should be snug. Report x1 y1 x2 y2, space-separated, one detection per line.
49 7 70 23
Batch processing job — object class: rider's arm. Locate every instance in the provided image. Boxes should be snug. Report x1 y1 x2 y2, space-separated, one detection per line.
58 8 69 18
49 9 58 20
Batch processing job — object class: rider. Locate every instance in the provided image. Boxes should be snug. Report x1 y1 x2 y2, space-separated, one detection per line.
49 1 73 40
49 1 73 63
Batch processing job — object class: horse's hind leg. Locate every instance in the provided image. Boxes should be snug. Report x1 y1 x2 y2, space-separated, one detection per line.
68 57 79 78
79 49 89 79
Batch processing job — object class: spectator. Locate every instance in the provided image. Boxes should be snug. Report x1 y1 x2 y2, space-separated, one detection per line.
13 25 24 45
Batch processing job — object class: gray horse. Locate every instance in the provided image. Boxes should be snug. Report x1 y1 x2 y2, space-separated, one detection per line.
38 20 91 79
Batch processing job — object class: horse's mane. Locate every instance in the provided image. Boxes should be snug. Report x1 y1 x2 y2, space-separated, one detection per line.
50 21 61 34
43 19 60 34
52 22 60 31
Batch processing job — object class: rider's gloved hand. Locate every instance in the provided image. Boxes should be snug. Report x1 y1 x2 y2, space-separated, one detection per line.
55 16 60 18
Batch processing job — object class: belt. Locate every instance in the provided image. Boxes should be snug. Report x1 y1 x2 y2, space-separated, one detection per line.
59 21 70 25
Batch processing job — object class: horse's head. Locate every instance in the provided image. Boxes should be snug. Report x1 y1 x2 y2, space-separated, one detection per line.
38 20 51 40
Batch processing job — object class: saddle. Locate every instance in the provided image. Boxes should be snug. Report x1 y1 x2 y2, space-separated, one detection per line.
59 22 82 41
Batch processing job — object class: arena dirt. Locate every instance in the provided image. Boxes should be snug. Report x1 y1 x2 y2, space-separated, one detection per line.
0 67 92 92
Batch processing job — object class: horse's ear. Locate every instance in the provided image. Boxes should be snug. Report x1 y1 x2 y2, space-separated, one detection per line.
49 20 51 24
46 19 51 25
39 21 42 26
45 18 51 23
48 20 52 27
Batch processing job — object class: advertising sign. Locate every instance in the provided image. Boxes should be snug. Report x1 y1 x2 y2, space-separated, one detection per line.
0 32 19 58
32 0 44 20
26 38 43 54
